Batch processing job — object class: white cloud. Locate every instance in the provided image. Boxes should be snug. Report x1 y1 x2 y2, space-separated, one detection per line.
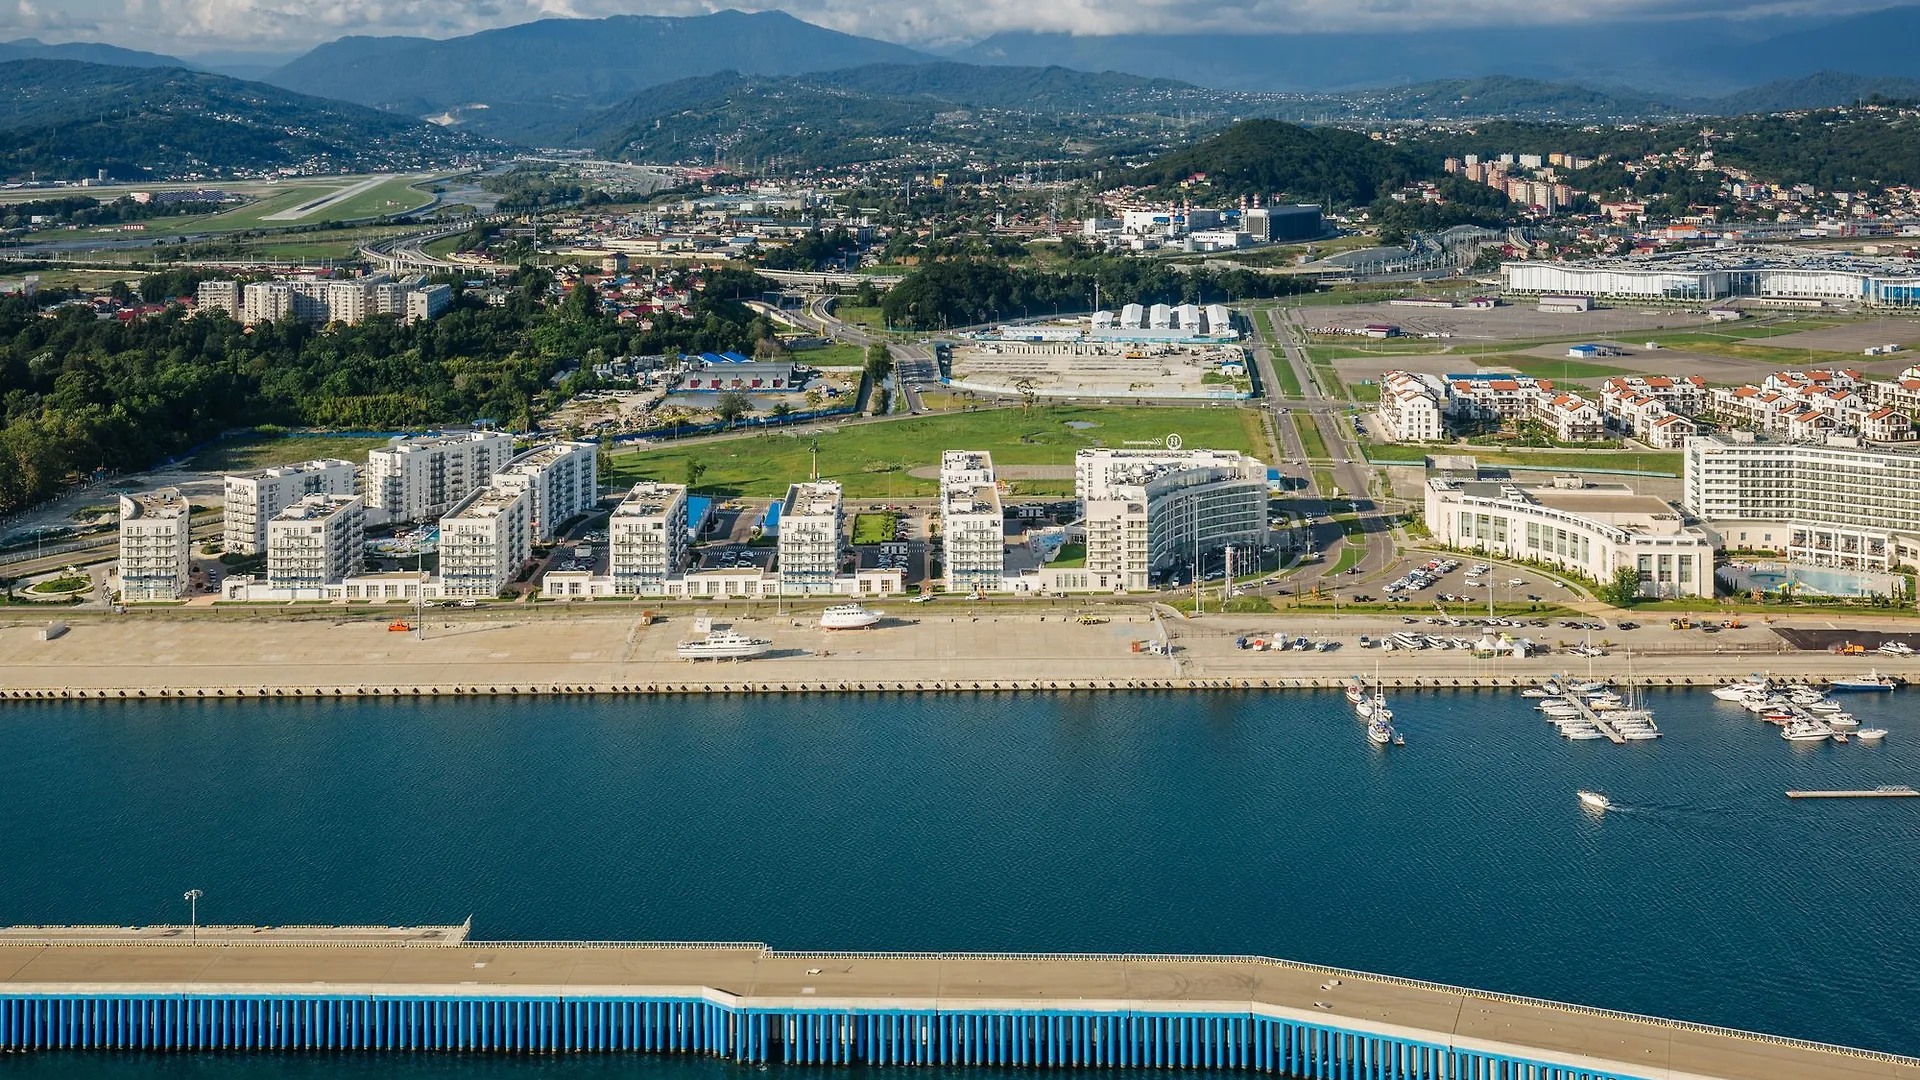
5 0 1903 55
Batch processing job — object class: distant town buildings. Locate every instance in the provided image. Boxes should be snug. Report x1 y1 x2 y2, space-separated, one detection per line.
1503 248 1920 307
197 273 457 326
117 488 191 602
222 459 357 555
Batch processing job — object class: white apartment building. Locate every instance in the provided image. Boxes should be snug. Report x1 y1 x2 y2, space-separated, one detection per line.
195 280 239 317
1376 370 1449 441
117 488 191 602
495 442 598 542
365 431 516 524
609 482 687 594
1075 448 1267 503
1684 433 1920 569
777 481 843 593
1446 374 1557 421
1426 470 1715 598
1081 452 1267 591
940 451 1004 591
405 284 453 324
1529 392 1606 442
439 484 532 598
266 493 365 592
223 459 357 555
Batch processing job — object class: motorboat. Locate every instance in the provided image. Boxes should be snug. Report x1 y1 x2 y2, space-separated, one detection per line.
1344 679 1367 706
1826 713 1860 731
1522 687 1552 698
1780 718 1832 742
1578 790 1613 811
1856 728 1888 741
1830 671 1900 692
1877 641 1914 657
1713 677 1770 701
677 628 773 660
819 604 882 630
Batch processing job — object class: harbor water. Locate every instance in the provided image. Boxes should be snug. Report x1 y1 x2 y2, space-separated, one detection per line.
1 688 1918 1073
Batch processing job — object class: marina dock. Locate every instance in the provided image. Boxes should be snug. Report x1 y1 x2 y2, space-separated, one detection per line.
2 930 1917 1080
1556 689 1629 744
1787 787 1920 799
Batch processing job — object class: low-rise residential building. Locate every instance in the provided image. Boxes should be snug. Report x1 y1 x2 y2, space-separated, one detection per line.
223 459 357 555
1529 392 1607 442
495 442 599 542
1376 371 1449 441
609 482 687 594
1426 467 1716 598
1080 449 1267 591
1446 374 1556 421
266 493 365 592
438 485 532 597
1684 433 1920 569
365 431 516 524
777 481 843 593
940 451 1004 592
118 488 191 601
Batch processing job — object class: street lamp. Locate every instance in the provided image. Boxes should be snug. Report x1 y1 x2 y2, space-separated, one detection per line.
183 889 203 942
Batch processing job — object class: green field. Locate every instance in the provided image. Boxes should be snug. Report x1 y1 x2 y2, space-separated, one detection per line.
88 175 439 240
188 433 400 472
607 406 1264 498
790 342 865 368
319 176 437 221
832 305 892 334
1292 413 1331 460
852 513 897 545
1490 356 1641 380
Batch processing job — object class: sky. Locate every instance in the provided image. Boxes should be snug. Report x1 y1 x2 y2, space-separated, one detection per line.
7 0 1903 57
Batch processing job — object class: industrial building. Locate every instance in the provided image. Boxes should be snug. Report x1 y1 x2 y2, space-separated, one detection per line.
117 488 191 602
495 442 599 542
1076 448 1268 591
609 482 688 595
1426 465 1716 599
365 431 516 525
1683 433 1920 570
777 481 844 593
940 451 1005 592
223 459 357 555
1502 248 1920 306
265 494 366 593
438 484 533 598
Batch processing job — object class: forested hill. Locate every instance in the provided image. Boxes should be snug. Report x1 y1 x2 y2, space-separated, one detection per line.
0 60 497 179
1116 120 1426 207
800 63 1198 113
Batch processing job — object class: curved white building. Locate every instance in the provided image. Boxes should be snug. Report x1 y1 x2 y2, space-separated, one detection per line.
1503 249 1920 307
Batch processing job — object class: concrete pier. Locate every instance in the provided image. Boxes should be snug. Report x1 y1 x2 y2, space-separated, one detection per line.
0 933 1915 1079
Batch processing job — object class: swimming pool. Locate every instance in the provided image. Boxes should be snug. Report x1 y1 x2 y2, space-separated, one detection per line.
1721 563 1901 597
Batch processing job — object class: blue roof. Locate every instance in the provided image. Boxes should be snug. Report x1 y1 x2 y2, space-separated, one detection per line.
699 351 754 364
686 496 714 530
761 501 783 531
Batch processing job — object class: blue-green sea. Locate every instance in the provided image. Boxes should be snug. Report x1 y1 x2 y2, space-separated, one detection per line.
1 688 1916 1074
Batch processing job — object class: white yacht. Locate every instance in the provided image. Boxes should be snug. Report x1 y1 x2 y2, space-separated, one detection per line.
1712 679 1767 702
677 628 773 660
1830 671 1900 692
819 604 882 630
1367 717 1396 746
1578 790 1613 811
1344 679 1367 706
1780 718 1832 742
1856 728 1889 741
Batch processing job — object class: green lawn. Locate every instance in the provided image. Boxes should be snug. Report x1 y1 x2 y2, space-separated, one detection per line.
1490 356 1641 380
1293 413 1331 460
790 342 866 368
1329 544 1364 575
1051 542 1087 569
833 305 892 334
188 433 401 472
321 175 438 220
608 405 1264 498
852 513 897 545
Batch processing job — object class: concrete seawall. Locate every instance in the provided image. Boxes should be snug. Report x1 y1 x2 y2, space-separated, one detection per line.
1 933 1914 1079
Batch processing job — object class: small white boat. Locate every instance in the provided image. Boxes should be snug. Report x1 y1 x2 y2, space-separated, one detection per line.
677 628 773 660
1578 790 1613 811
1781 718 1832 742
1368 718 1395 746
819 604 882 630
1522 687 1551 699
1344 679 1367 706
1856 728 1888 741
1826 713 1860 731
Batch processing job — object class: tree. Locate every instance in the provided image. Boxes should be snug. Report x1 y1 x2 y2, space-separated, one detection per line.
1599 566 1643 607
715 391 752 425
863 343 894 385
684 459 708 491
770 402 793 419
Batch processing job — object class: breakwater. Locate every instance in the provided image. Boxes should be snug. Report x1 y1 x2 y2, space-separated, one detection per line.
2 936 1914 1080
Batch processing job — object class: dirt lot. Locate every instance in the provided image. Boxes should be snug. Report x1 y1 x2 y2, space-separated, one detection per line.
1759 316 1920 355
1308 303 1717 342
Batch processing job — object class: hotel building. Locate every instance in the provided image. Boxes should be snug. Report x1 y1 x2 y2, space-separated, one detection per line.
266 494 366 592
495 442 599 542
940 451 1005 591
117 488 191 602
609 482 688 595
365 431 516 524
439 485 532 598
777 481 844 593
1683 433 1920 569
223 459 357 555
1426 466 1715 598
1077 448 1267 591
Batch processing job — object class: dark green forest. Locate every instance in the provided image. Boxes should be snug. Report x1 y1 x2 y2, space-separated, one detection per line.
0 267 772 513
879 255 1312 329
